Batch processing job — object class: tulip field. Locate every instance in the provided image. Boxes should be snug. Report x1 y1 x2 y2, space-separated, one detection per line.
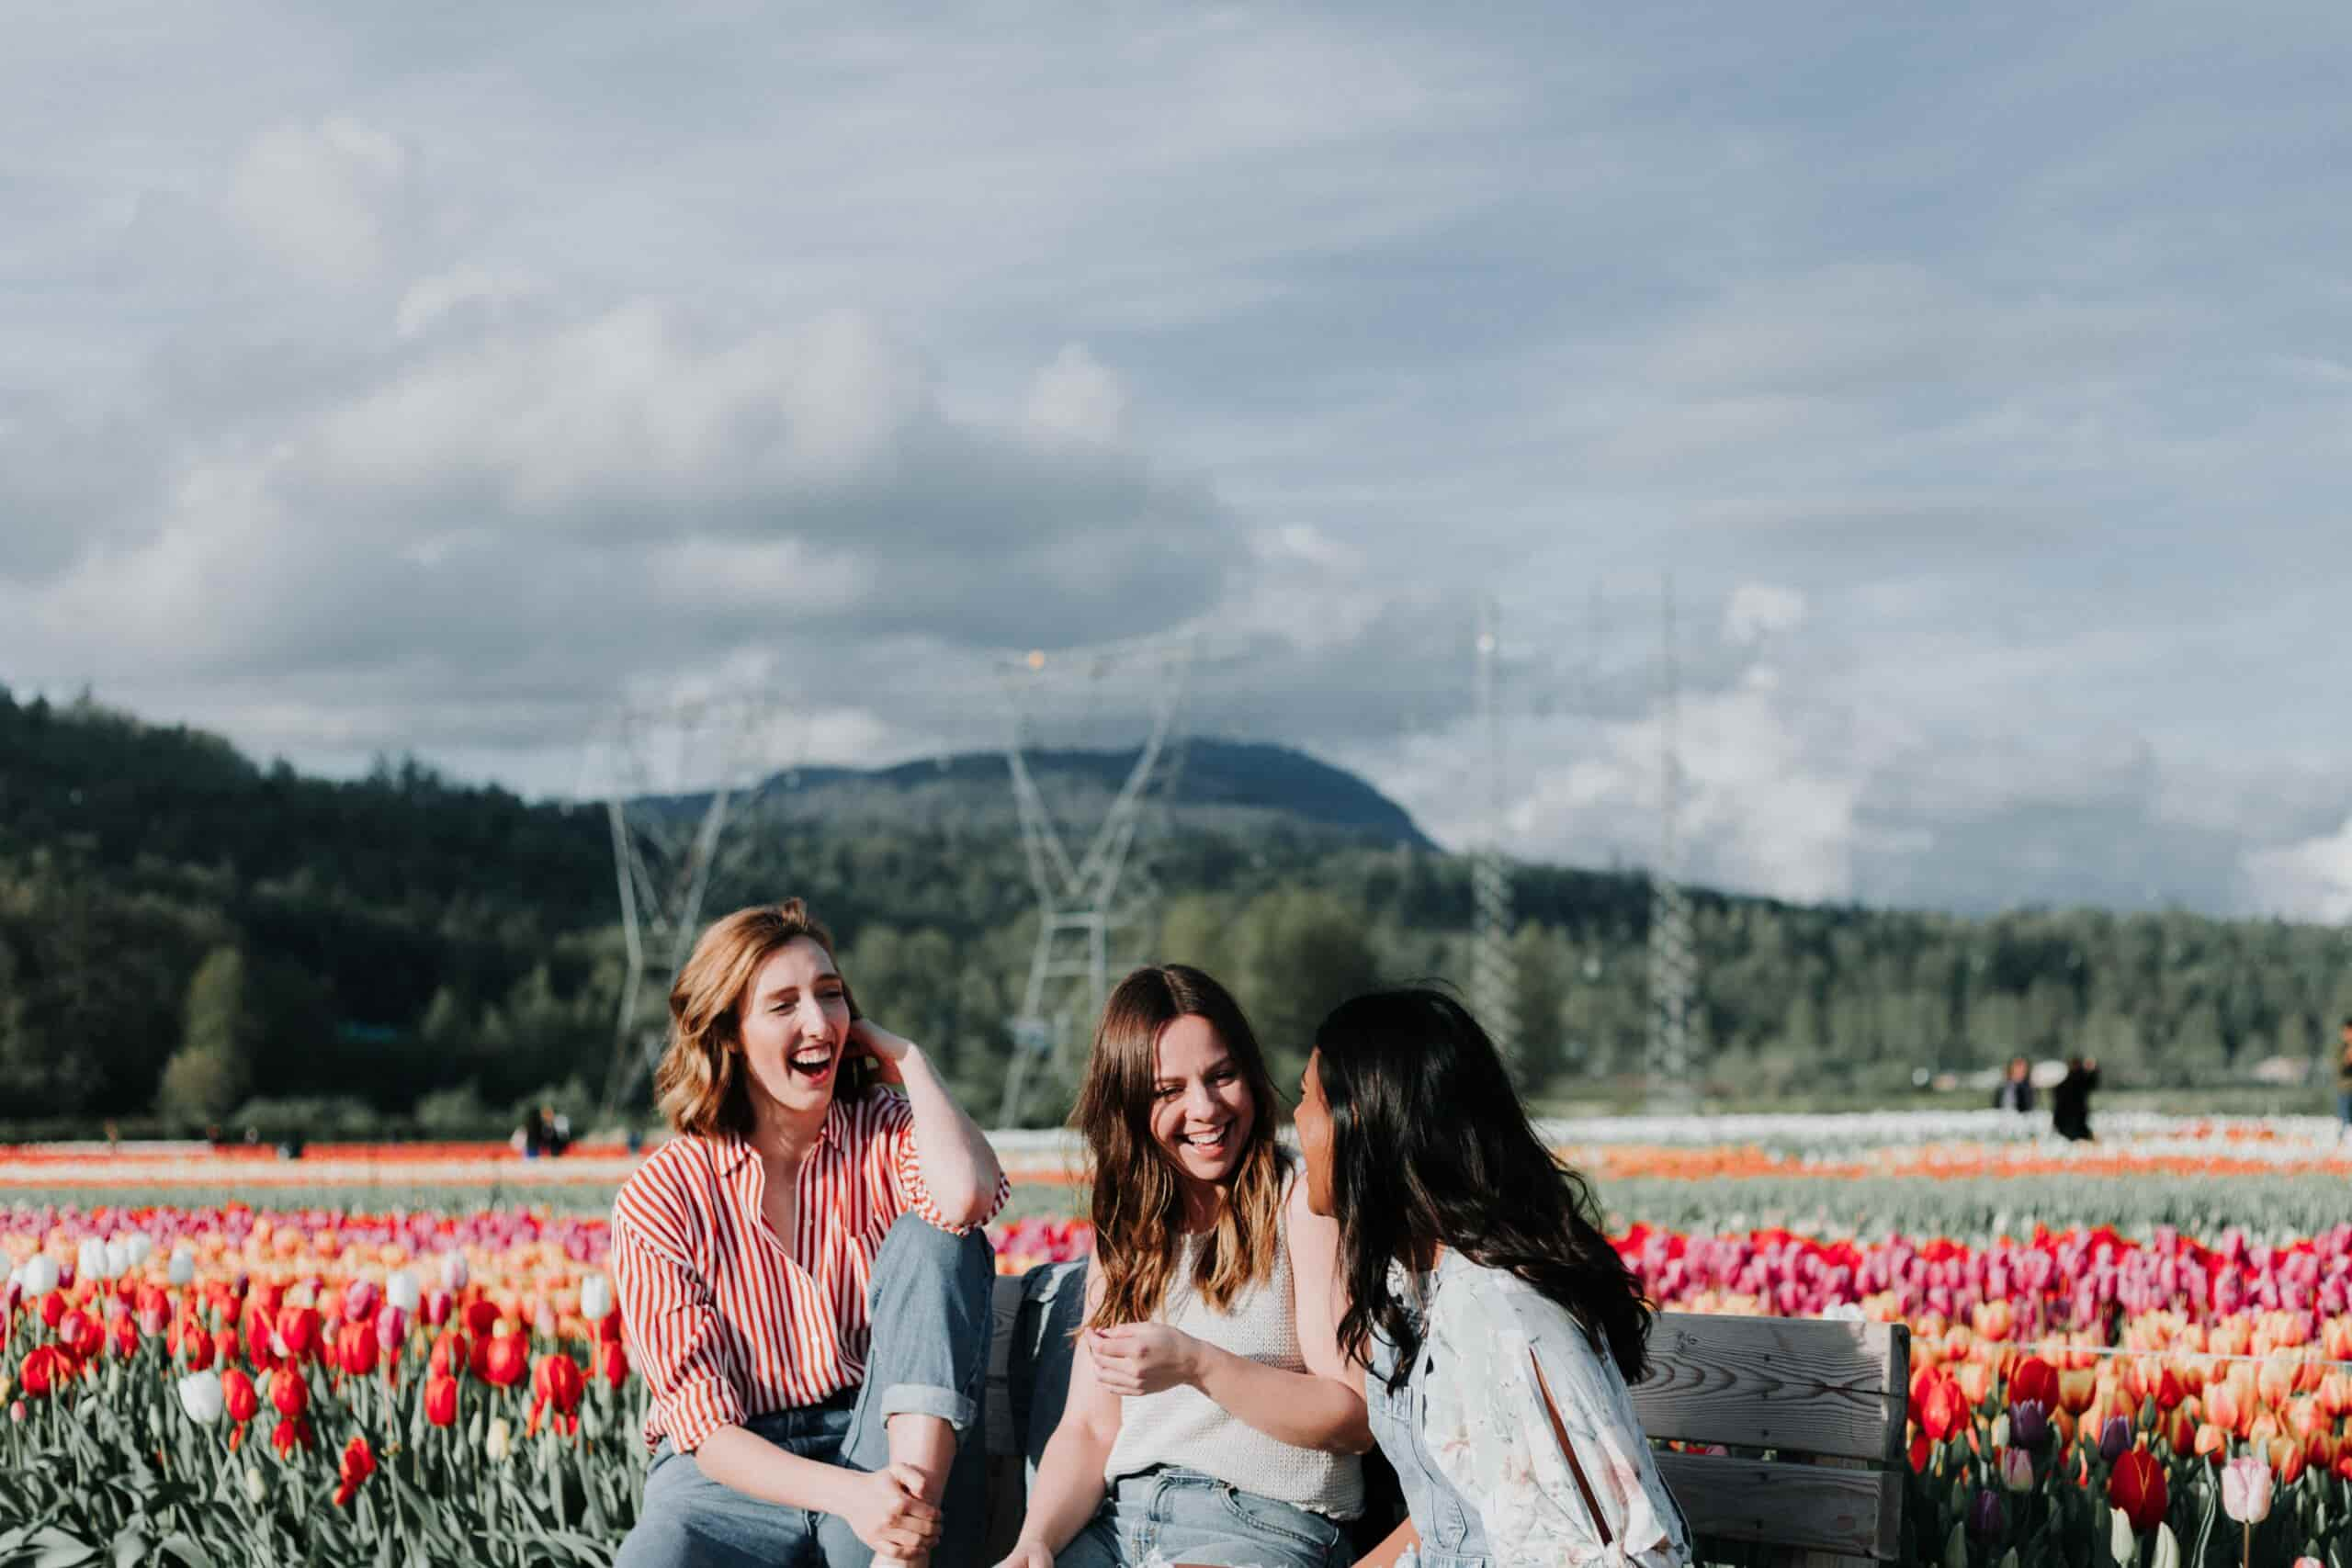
10 1114 2352 1564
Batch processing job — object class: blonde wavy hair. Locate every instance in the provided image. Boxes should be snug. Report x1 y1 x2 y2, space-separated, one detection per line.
653 900 859 1139
1075 964 1287 1331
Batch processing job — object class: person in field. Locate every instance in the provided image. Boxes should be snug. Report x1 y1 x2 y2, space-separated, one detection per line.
997 964 1369 1568
1296 988 1691 1568
611 900 1008 1568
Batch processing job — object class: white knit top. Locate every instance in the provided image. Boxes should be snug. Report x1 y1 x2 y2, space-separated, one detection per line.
1101 1177 1364 1519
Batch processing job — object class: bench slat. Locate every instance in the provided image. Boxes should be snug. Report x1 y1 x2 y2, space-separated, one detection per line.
1631 1314 1908 1465
1656 1452 1904 1562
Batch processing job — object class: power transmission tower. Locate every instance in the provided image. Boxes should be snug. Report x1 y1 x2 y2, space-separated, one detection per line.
588 698 785 1122
1469 598 1520 1074
997 631 1197 1126
1646 574 1699 1109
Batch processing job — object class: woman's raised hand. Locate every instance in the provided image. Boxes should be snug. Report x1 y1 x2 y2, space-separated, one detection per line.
848 1018 913 1084
841 1463 942 1557
1086 1323 1203 1397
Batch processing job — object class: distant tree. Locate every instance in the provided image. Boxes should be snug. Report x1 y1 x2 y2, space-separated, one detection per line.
1510 923 1570 1088
156 947 254 1124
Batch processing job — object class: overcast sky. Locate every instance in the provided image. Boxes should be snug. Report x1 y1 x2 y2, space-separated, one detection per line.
6 2 2352 919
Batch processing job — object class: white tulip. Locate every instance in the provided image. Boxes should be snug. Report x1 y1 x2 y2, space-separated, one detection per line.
123 1233 154 1269
484 1417 513 1461
167 1247 196 1287
440 1253 469 1292
78 1238 109 1281
21 1255 57 1298
580 1274 612 1323
243 1466 267 1506
177 1370 224 1426
103 1239 129 1280
385 1269 420 1314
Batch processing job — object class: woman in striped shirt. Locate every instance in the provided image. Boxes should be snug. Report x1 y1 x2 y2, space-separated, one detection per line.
612 900 1010 1568
998 964 1371 1568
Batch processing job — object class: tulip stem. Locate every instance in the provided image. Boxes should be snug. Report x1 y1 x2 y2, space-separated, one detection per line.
2242 1520 2251 1568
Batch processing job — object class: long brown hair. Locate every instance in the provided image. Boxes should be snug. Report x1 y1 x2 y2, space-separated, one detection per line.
1075 964 1287 1330
652 900 867 1139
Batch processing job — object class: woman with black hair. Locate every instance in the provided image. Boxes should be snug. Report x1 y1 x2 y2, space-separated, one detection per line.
1294 987 1690 1567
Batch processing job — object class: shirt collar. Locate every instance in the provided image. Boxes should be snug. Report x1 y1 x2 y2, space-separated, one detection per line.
710 1097 847 1173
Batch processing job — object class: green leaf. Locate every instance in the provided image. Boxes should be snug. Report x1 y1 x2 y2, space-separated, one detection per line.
154 1536 215 1568
26 1526 100 1568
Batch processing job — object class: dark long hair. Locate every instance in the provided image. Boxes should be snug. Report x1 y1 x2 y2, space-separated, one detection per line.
1315 987 1654 1390
1072 964 1287 1330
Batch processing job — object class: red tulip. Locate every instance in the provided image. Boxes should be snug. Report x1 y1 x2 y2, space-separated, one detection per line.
527 1352 584 1436
2007 1357 2057 1410
429 1329 470 1381
424 1373 459 1428
18 1346 65 1399
463 1298 499 1340
222 1367 258 1424
333 1435 376 1506
109 1315 138 1360
271 1414 312 1457
598 1340 629 1391
180 1322 215 1372
275 1305 319 1360
2109 1448 2168 1532
481 1333 528 1389
1919 1373 1968 1443
40 1292 66 1330
241 1306 277 1371
57 1309 102 1362
268 1366 308 1420
334 1322 378 1379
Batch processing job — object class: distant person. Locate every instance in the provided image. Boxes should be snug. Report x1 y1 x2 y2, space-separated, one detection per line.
2336 1018 2352 1143
2052 1056 2099 1142
514 1111 545 1159
1993 1055 2035 1114
538 1103 570 1158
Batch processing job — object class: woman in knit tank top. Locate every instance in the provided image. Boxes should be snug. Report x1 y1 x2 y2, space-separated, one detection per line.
996 965 1370 1568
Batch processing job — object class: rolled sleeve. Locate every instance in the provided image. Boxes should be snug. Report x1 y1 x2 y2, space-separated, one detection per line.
609 1204 747 1453
876 1093 1010 1235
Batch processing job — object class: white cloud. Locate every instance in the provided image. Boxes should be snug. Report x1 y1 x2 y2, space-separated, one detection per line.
1023 343 1127 445
224 118 413 284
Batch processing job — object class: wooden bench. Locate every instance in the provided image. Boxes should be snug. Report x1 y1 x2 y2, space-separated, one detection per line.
980 1267 1909 1565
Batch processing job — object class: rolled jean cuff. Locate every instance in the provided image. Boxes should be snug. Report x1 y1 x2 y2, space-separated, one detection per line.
876 1380 977 1433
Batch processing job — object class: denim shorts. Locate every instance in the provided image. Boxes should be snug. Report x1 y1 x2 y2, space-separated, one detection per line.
1055 1466 1349 1568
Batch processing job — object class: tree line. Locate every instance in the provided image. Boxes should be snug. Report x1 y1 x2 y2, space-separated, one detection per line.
2 688 2346 1134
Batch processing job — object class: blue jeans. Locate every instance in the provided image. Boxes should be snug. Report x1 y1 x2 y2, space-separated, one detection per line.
615 1213 996 1568
1055 1467 1351 1568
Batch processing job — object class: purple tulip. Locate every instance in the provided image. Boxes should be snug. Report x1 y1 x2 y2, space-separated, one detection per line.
2098 1414 2131 1464
2008 1398 2050 1450
1967 1487 2003 1540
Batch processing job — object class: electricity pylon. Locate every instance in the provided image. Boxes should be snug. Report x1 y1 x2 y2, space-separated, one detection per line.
587 697 787 1121
996 629 1196 1127
1469 599 1520 1075
1646 574 1699 1109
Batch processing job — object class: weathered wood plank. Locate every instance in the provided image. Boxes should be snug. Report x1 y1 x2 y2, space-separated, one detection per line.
1657 1452 1903 1562
1631 1314 1909 1464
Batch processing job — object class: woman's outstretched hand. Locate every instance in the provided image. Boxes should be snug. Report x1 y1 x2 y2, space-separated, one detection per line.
841 1463 941 1557
1087 1323 1203 1397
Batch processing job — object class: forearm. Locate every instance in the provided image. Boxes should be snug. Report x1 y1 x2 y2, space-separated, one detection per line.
692 1424 856 1513
898 1043 1004 1224
1191 1344 1374 1453
1013 1417 1114 1552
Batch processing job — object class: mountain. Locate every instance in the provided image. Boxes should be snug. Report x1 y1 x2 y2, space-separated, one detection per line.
740 739 1435 850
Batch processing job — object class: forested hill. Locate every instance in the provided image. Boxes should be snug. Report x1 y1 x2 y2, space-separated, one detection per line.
2 686 2347 1135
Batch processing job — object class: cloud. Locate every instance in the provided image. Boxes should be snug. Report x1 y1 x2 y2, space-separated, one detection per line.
225 118 415 284
1024 343 1128 445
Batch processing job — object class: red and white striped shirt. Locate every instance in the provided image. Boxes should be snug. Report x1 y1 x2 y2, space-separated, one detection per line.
609 1089 1010 1454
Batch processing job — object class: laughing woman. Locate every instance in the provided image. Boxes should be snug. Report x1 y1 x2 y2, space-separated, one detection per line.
1295 989 1691 1568
612 900 1009 1568
997 964 1370 1568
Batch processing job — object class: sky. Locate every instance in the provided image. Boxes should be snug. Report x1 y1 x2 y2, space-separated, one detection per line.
6 2 2352 919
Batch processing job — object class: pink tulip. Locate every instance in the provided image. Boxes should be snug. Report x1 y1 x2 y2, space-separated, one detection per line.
2221 1454 2272 1524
